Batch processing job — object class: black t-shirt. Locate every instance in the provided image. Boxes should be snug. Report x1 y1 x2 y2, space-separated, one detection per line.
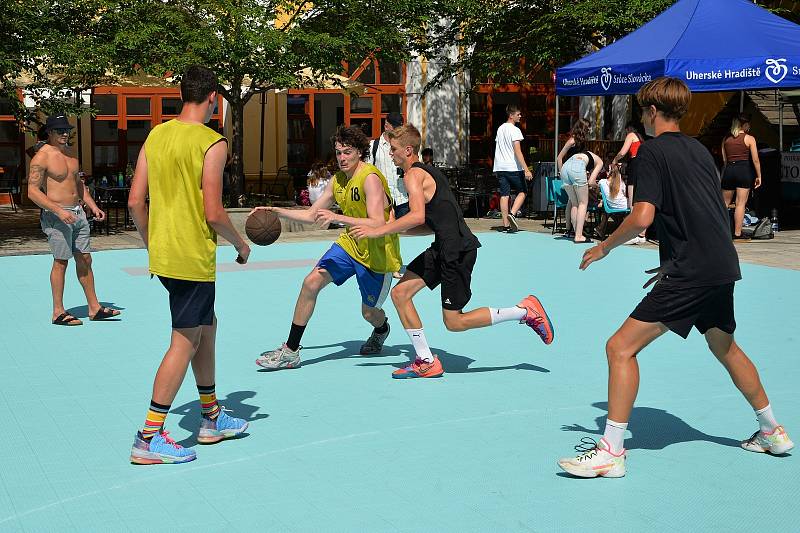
633 132 741 288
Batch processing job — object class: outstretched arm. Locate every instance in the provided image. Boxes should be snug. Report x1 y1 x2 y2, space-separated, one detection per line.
580 201 655 270
350 168 427 239
317 173 387 228
251 179 334 224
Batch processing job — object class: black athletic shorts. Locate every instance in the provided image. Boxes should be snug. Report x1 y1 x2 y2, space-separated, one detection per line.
630 282 736 339
721 160 755 190
406 247 478 311
158 275 215 329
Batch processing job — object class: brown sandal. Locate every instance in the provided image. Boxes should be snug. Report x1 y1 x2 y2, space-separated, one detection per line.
53 312 82 326
90 307 120 321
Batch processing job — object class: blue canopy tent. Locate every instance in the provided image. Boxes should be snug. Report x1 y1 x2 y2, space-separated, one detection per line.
553 0 800 156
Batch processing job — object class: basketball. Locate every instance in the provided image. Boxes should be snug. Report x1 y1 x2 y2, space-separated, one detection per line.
246 209 282 246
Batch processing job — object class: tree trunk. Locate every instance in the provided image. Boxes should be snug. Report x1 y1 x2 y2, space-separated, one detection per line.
230 97 246 203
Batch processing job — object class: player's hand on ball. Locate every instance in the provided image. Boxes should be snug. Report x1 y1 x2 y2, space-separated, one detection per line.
580 243 608 270
315 209 338 226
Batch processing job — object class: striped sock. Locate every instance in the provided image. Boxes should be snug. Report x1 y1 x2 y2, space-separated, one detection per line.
141 400 170 440
198 384 220 420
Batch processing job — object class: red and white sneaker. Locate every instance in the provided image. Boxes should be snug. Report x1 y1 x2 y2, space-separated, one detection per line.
558 437 626 478
517 295 554 345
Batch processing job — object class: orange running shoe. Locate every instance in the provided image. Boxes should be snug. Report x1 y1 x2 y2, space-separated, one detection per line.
517 295 554 345
392 356 444 379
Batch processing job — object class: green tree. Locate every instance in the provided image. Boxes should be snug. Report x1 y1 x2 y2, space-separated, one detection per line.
110 0 434 198
1 1 118 130
426 0 676 89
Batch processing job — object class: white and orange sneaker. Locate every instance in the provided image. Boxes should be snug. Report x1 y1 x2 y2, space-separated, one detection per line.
741 426 794 455
558 437 626 478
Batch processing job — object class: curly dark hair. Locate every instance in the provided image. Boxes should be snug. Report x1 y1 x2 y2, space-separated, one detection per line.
331 125 370 160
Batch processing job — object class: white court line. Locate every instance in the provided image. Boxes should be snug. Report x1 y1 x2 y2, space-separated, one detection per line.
122 259 318 276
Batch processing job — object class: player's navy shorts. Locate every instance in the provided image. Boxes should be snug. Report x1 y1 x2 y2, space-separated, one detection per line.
317 243 391 308
157 276 215 329
630 282 736 338
496 171 526 196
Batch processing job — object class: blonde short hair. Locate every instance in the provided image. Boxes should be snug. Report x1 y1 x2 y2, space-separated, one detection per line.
636 77 691 121
387 124 421 155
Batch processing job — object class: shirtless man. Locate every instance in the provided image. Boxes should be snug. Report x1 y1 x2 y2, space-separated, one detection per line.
27 114 121 325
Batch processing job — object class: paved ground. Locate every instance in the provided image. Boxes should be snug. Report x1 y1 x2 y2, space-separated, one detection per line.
2 206 799 270
0 230 797 532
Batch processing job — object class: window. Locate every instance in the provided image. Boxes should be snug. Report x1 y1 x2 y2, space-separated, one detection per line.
90 88 222 179
93 94 117 115
381 94 402 114
126 98 151 115
379 62 403 84
350 97 373 114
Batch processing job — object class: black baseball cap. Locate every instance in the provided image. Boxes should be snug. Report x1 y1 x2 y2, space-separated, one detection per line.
386 112 403 128
44 115 74 132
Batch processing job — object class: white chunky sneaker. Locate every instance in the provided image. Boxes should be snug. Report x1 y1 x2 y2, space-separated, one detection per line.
741 426 794 455
558 437 626 478
256 343 301 370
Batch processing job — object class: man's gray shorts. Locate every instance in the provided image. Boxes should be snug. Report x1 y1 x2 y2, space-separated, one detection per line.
40 206 91 260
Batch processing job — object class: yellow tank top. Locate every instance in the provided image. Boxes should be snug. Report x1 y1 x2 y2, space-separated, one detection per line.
334 162 402 273
144 119 225 282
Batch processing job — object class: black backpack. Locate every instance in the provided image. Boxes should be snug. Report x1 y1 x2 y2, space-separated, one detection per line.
741 217 774 240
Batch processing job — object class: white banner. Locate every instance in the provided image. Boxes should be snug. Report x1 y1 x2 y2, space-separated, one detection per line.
782 152 800 183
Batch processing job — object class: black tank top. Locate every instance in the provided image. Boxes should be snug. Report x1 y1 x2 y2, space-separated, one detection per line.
413 162 481 260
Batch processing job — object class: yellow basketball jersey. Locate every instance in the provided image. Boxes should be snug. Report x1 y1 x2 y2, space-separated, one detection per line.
144 119 225 282
333 162 402 273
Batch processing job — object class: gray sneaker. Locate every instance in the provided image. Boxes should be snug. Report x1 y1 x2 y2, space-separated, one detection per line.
256 343 301 370
360 322 390 355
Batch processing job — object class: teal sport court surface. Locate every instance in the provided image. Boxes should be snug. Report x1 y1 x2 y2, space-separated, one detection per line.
0 231 797 532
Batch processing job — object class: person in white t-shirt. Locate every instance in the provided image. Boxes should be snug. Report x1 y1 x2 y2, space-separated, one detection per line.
492 105 533 233
306 161 332 205
369 112 408 217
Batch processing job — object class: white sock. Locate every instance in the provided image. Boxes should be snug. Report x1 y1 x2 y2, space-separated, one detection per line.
489 306 527 325
603 419 628 454
755 404 779 433
406 328 434 363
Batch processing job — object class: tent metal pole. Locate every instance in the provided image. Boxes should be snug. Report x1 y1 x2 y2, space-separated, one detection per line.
779 101 784 152
739 91 744 112
554 95 559 224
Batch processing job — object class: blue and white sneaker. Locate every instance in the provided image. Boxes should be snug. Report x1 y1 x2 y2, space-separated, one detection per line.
198 407 249 444
130 430 196 465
